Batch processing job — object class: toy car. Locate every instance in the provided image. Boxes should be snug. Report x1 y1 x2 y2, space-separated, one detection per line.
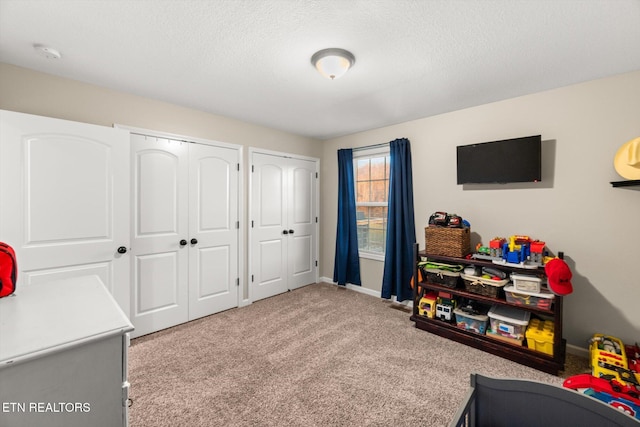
418 292 437 318
436 303 453 322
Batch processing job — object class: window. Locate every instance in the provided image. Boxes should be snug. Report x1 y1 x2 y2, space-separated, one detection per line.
354 148 390 260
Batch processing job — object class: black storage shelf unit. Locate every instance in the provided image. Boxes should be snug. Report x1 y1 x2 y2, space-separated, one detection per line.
411 244 566 375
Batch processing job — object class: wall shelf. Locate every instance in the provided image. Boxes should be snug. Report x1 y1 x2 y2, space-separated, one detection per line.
611 179 640 188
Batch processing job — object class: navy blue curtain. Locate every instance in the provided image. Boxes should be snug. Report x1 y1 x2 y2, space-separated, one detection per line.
381 138 416 301
333 149 361 286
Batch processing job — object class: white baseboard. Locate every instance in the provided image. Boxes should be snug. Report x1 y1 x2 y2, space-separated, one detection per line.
319 276 413 307
566 343 589 359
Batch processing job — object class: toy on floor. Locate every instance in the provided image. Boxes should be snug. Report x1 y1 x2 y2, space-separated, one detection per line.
563 334 640 420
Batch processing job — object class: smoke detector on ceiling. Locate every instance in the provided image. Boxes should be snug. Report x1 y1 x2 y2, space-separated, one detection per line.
33 44 62 60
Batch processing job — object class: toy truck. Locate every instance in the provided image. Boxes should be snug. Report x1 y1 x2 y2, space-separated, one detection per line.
418 292 438 318
436 303 454 322
563 334 640 420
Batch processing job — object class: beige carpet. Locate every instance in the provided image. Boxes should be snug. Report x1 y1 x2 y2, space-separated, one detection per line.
128 282 589 427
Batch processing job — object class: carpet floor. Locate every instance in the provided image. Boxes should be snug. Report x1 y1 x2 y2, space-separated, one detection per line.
128 282 589 427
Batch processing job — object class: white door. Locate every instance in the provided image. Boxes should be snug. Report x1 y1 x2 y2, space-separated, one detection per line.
250 153 288 301
188 143 239 320
287 158 317 290
0 110 130 314
130 134 239 337
250 152 317 301
130 135 189 337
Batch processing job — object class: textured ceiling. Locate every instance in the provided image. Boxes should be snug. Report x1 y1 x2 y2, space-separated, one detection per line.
1 0 640 140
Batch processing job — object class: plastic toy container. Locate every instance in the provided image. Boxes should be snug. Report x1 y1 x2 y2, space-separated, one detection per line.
454 308 488 334
526 318 555 356
487 305 530 341
504 285 555 310
460 273 509 298
510 273 542 293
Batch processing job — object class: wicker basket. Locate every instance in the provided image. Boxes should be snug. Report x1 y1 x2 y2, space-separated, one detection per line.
424 226 471 257
422 267 461 289
461 273 509 298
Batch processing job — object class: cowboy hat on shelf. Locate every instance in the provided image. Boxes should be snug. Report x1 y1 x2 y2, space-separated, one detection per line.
614 136 640 180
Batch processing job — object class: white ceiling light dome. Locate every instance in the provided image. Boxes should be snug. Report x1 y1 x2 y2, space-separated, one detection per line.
311 48 355 80
33 44 62 59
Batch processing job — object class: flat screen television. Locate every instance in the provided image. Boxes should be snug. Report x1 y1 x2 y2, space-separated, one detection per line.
456 135 542 184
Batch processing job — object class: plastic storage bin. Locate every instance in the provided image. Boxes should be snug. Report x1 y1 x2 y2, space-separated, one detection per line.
487 305 530 343
504 285 555 310
453 308 489 334
510 273 542 293
526 318 555 356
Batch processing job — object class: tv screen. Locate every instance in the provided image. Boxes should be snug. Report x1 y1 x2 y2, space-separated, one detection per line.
456 135 542 184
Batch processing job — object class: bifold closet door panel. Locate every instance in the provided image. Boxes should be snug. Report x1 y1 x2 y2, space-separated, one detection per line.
250 153 289 301
287 158 317 290
130 135 189 338
187 142 239 320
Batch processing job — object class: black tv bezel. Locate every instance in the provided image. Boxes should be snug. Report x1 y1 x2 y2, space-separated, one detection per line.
456 135 542 185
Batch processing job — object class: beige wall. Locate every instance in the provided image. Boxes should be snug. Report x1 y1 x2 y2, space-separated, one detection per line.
0 63 323 301
3 62 639 350
320 70 640 349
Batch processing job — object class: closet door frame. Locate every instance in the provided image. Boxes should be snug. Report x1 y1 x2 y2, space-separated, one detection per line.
248 147 320 303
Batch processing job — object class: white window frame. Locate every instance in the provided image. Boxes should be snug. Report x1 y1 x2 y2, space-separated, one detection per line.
353 146 390 262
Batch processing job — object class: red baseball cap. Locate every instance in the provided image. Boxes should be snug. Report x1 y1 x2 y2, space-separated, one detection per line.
545 258 573 296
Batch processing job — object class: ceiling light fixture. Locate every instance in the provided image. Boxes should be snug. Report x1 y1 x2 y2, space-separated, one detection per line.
311 48 355 80
33 44 62 60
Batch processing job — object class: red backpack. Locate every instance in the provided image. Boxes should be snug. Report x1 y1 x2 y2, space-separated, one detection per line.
0 242 17 297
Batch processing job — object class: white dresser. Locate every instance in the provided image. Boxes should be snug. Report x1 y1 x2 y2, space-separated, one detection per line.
0 275 134 427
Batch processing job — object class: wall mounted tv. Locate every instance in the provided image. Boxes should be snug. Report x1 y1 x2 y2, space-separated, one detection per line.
456 135 542 184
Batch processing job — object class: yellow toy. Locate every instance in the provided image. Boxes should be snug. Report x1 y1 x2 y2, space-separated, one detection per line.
418 292 438 318
589 333 640 388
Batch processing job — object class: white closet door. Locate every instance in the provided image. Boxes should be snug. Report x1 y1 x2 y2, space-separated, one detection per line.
287 158 317 290
250 153 288 301
188 143 239 320
250 152 318 301
0 110 130 314
130 135 240 337
130 135 189 338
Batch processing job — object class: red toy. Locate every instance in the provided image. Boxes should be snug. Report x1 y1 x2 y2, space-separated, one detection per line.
563 335 640 420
